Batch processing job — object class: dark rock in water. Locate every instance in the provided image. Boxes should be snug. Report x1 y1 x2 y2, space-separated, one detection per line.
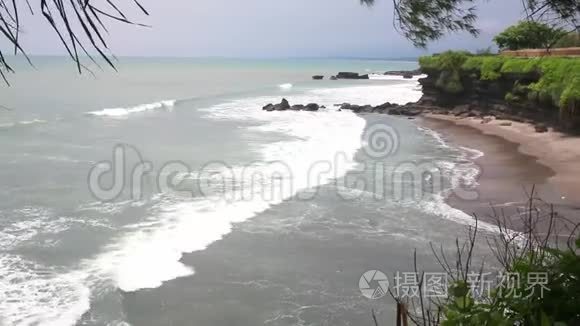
481 117 493 124
390 106 421 116
535 123 548 133
304 103 320 111
340 103 353 110
339 103 373 113
312 75 324 80
290 104 305 111
359 74 370 80
279 98 290 110
330 76 338 80
373 102 399 112
499 122 513 126
337 72 360 79
384 69 422 77
263 99 292 111
264 100 321 112
320 105 326 109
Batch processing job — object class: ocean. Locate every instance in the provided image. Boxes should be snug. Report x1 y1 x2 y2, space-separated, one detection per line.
0 57 490 325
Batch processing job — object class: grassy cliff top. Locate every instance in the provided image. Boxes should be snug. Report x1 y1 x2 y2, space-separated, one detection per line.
419 51 580 112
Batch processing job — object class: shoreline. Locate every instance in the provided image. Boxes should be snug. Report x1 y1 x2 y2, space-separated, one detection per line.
420 113 580 230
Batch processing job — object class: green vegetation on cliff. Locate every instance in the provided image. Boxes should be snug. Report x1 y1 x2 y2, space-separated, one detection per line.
418 51 580 117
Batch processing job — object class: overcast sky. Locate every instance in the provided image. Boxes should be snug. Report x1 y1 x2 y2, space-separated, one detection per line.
16 0 526 58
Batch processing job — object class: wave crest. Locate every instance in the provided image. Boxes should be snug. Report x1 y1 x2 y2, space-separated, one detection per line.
86 100 176 117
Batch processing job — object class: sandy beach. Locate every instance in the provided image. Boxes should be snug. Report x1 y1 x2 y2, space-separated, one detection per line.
421 114 580 231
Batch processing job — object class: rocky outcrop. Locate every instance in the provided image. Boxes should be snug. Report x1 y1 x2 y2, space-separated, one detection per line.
414 68 564 130
335 72 370 80
312 75 324 80
263 99 320 112
384 69 422 79
262 98 291 111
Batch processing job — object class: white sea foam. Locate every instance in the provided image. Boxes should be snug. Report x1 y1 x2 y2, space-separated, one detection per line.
0 119 48 129
86 100 176 117
0 255 91 326
278 83 293 90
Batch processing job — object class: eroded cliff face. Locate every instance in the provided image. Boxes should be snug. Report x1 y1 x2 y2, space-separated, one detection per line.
416 69 579 131
419 70 553 120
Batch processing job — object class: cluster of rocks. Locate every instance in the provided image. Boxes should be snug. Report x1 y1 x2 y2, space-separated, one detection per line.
312 70 421 80
337 102 421 116
262 99 323 112
262 98 421 117
383 69 422 79
311 72 370 80
414 102 550 133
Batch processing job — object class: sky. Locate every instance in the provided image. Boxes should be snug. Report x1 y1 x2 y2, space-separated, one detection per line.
14 0 527 58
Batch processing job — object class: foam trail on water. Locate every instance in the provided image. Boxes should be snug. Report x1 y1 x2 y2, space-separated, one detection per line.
86 100 176 117
278 83 293 90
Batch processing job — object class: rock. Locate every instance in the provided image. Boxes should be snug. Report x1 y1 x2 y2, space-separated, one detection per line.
359 74 370 80
402 109 421 116
312 75 324 80
340 103 355 110
360 105 374 112
320 105 326 109
452 105 470 116
388 108 402 115
336 72 360 79
373 102 399 113
330 76 338 80
290 104 305 111
304 103 320 111
499 122 512 126
481 117 493 124
384 69 421 77
535 123 548 133
492 104 508 112
276 98 291 111
339 103 373 113
263 99 292 111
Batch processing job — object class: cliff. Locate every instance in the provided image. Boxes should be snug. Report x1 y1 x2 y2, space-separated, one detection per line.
416 52 580 131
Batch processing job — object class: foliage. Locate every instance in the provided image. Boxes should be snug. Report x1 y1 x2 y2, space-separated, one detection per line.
554 32 580 48
529 58 580 115
389 192 580 325
418 51 580 117
420 51 471 94
362 0 579 48
0 0 148 83
493 21 567 50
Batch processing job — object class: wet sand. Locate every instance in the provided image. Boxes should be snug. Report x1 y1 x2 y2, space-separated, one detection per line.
421 114 580 232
